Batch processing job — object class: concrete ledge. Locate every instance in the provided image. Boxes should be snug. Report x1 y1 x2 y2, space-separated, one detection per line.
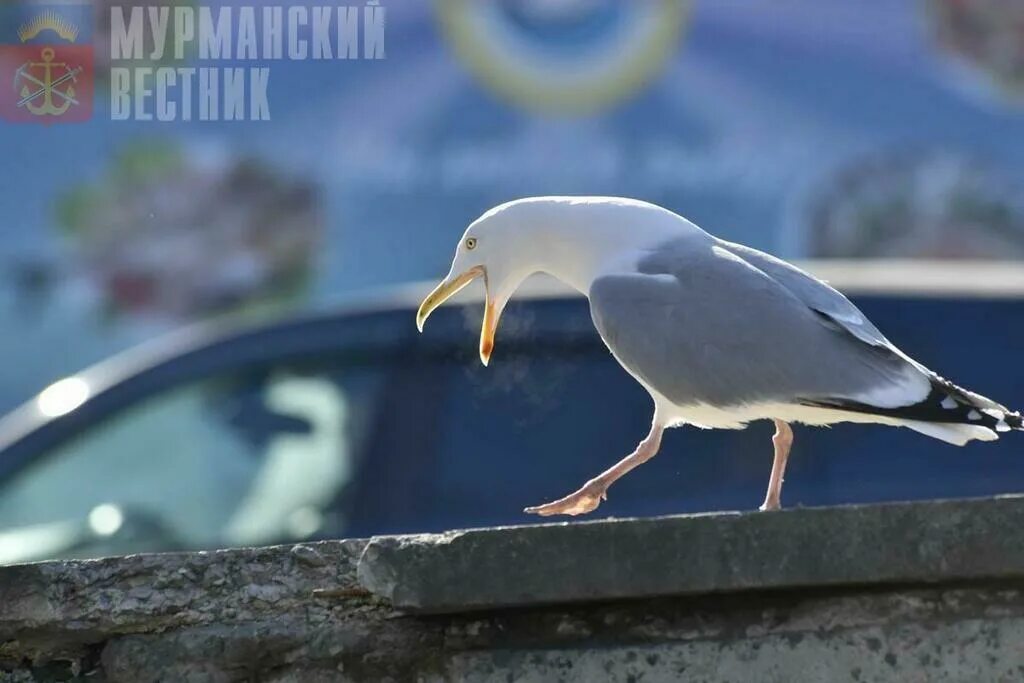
357 495 1024 613
3 496 1024 681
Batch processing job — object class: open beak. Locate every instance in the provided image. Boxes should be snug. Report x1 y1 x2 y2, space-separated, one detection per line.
416 265 498 366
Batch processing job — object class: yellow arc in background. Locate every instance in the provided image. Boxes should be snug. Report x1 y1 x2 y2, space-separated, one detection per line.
434 0 692 116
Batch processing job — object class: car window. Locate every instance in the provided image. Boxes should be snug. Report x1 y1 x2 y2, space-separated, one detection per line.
0 361 385 564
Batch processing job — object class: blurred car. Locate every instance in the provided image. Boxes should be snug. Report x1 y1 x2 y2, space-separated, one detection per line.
1 264 1023 565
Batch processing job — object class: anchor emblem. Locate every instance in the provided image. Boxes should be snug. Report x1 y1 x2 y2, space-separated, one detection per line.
15 47 82 116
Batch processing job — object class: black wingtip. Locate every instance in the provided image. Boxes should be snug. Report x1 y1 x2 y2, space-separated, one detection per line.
803 374 1021 434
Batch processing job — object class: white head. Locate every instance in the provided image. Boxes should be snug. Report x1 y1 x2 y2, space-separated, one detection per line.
415 199 543 366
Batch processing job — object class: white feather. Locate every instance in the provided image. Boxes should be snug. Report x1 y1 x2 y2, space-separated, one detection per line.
846 367 931 409
900 421 999 445
646 391 1000 446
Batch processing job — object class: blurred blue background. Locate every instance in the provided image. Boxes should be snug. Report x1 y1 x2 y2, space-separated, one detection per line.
0 0 1023 561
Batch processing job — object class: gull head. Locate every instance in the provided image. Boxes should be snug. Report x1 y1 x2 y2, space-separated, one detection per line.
416 201 544 366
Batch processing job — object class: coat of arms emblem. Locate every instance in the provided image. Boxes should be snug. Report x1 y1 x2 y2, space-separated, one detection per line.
1 4 93 123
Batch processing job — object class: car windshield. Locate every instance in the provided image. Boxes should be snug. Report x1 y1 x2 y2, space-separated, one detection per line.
0 358 386 563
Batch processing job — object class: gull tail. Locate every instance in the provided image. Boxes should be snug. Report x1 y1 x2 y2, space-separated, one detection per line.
921 374 1023 437
803 373 1022 446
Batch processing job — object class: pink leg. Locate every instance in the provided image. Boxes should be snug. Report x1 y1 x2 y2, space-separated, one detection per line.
525 420 665 517
760 419 793 511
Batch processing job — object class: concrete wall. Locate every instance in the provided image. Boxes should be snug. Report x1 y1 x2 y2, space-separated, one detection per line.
3 496 1024 681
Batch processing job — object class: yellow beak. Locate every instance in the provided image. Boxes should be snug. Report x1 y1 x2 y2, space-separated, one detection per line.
416 265 498 366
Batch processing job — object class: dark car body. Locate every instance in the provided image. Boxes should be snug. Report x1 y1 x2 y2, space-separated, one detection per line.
0 265 1022 564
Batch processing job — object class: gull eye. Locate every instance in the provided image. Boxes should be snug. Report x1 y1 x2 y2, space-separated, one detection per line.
465 237 478 250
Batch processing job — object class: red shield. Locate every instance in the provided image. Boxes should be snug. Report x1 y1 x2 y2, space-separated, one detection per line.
0 44 93 123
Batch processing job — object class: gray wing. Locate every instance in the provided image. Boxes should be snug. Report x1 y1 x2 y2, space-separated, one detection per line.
588 237 924 408
714 239 889 348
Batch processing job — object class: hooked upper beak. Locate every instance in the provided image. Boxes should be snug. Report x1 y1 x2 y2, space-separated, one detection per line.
416 265 498 366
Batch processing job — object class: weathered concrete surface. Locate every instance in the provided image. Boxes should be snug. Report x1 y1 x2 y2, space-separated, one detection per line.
3 497 1024 681
443 587 1024 682
356 495 1024 613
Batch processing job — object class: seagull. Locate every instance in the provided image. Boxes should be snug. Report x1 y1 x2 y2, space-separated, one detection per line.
416 197 1023 516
